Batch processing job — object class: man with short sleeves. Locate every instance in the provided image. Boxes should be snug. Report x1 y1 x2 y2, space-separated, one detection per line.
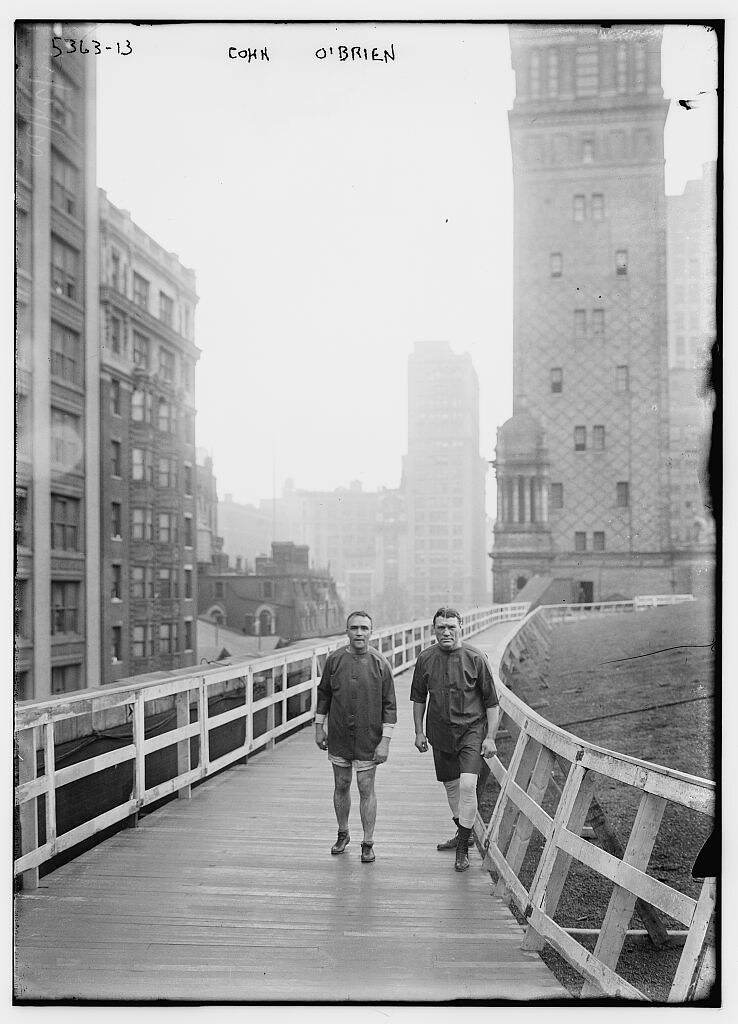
411 606 500 872
315 611 397 863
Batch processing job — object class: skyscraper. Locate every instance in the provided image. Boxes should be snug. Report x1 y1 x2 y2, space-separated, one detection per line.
404 341 488 617
492 25 714 603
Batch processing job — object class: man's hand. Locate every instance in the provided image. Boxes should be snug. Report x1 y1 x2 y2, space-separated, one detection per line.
481 736 497 759
373 736 390 764
415 732 429 753
315 723 328 751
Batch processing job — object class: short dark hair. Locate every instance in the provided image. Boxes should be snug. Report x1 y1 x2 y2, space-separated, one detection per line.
346 610 373 629
432 606 462 627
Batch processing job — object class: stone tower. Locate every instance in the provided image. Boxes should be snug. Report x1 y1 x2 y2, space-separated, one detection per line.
493 25 675 603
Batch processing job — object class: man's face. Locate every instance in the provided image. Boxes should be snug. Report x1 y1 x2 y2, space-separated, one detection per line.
346 615 372 653
434 616 462 650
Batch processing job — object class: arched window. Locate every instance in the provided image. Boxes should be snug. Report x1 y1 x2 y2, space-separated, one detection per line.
259 609 273 636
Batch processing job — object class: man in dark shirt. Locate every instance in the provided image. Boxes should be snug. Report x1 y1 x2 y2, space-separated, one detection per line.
411 606 500 872
315 611 397 863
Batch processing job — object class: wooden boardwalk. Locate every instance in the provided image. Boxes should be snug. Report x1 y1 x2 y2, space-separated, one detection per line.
15 626 570 1003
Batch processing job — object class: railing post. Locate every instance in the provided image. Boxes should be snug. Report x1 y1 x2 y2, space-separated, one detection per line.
281 658 288 732
17 725 39 891
175 688 191 800
246 665 254 752
669 877 718 1002
198 678 210 775
265 668 275 751
43 721 57 853
130 693 146 826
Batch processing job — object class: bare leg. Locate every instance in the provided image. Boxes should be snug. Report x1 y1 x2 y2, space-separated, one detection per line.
356 767 377 843
332 764 352 831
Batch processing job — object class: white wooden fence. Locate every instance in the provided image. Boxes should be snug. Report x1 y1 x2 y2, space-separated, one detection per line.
476 601 715 1003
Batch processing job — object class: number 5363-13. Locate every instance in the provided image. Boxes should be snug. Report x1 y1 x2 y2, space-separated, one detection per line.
51 39 132 57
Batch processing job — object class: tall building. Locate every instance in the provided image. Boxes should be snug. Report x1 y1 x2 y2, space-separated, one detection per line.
98 193 201 682
404 341 488 617
492 25 714 603
15 23 101 700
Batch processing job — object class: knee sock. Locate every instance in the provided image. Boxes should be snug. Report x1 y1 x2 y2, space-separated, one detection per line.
443 778 460 819
457 772 478 829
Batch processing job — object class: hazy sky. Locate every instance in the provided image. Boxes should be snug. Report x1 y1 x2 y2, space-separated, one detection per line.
89 19 717 511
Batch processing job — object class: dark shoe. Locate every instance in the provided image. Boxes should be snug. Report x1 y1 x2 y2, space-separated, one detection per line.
455 826 472 872
331 831 350 855
437 831 460 851
361 842 375 863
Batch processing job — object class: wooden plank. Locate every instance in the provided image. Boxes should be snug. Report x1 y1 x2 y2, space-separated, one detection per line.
17 726 39 890
669 878 717 1002
581 791 667 997
175 689 192 800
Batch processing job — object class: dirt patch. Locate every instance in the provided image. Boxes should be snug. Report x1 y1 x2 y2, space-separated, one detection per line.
478 598 717 1002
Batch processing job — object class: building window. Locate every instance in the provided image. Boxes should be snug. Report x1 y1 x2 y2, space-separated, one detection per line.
184 569 193 599
132 507 153 541
15 487 29 548
111 626 123 664
133 272 150 310
550 252 563 277
547 48 559 96
550 483 563 509
51 149 79 217
550 367 563 393
131 387 152 423
50 494 80 550
529 49 541 98
184 516 193 548
111 440 122 477
574 532 587 552
616 482 630 507
132 331 149 369
591 309 605 339
50 581 80 635
575 47 599 97
591 194 605 220
132 447 152 482
110 379 121 415
263 581 273 599
616 365 629 391
593 425 606 450
573 195 586 222
111 563 122 600
159 292 174 327
158 398 173 433
158 457 177 489
184 620 193 651
50 408 82 470
14 579 29 640
51 66 79 135
133 624 153 659
574 309 587 340
108 315 122 354
111 501 122 538
110 249 121 290
51 663 81 694
159 622 178 655
51 236 80 301
593 531 606 551
159 347 175 382
50 322 82 385
132 565 153 599
582 138 594 163
616 250 628 275
574 426 586 451
215 581 224 598
158 512 178 544
183 464 193 495
158 568 179 600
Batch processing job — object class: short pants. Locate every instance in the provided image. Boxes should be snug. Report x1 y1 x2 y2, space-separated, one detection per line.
329 753 377 772
431 720 486 782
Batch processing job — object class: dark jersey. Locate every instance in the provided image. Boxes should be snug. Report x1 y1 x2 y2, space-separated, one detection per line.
317 646 397 761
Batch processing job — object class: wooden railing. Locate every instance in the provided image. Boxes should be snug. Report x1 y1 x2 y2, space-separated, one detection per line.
475 603 716 1003
14 602 528 887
